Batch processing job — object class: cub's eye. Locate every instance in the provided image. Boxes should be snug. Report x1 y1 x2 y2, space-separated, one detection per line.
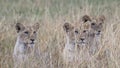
75 30 78 34
33 31 36 34
24 31 29 34
83 30 86 33
91 23 95 25
99 23 102 25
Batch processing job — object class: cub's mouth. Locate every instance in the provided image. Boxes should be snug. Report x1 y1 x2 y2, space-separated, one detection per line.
77 42 87 47
30 41 34 44
25 41 35 48
95 30 101 36
77 41 86 45
96 32 100 35
80 41 86 45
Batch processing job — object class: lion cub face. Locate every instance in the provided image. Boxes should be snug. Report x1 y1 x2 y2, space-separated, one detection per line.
90 16 105 37
63 22 89 46
81 15 105 37
15 23 39 48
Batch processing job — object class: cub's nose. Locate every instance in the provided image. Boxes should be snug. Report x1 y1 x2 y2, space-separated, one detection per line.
80 38 84 41
30 39 35 42
96 30 101 35
98 30 101 33
98 30 101 34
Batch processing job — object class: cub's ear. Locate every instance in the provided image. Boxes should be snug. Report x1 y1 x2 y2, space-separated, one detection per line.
82 15 91 23
63 23 73 32
33 23 39 31
15 23 25 33
99 15 105 22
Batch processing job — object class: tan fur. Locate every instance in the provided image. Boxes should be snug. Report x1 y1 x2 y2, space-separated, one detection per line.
62 22 90 65
81 15 105 37
79 15 105 55
13 23 39 68
88 15 105 55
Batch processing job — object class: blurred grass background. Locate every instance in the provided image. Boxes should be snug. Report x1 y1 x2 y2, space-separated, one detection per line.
0 0 120 68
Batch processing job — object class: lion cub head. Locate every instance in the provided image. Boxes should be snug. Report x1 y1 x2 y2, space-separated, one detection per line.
81 15 105 37
15 23 39 48
63 22 89 46
90 15 105 37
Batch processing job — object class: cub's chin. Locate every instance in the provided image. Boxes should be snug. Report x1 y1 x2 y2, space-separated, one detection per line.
27 43 35 48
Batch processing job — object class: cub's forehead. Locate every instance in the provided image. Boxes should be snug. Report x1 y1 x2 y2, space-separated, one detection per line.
91 18 102 24
74 23 81 29
24 26 35 31
74 22 90 30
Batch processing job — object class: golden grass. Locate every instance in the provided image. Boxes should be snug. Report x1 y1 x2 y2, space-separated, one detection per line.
0 0 120 68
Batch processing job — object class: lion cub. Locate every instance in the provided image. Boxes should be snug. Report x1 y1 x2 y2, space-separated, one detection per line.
62 22 90 64
13 23 39 68
83 15 108 68
81 15 105 55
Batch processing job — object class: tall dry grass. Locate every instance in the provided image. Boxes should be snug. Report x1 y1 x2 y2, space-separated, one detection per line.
0 0 120 68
